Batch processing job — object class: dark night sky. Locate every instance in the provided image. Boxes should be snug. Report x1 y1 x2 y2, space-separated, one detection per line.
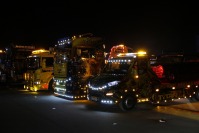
1 1 199 54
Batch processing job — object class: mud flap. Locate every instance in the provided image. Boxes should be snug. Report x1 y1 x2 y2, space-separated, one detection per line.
194 90 199 101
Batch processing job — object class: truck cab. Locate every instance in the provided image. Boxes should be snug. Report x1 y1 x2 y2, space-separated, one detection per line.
24 49 54 92
53 34 105 100
88 51 159 111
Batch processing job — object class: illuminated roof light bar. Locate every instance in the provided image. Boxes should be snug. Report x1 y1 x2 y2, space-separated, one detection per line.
117 52 137 57
137 51 147 56
32 49 50 54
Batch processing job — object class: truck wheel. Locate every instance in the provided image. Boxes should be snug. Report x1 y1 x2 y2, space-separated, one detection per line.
48 79 54 93
194 90 199 101
119 95 137 111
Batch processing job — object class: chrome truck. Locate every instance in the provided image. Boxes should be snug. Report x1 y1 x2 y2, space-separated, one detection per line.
24 49 54 92
53 33 105 99
87 51 199 111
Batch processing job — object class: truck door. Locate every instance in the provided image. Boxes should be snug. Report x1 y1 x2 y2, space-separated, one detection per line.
136 58 155 97
137 58 148 75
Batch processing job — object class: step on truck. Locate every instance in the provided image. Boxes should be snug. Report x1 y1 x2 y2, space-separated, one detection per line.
87 51 199 111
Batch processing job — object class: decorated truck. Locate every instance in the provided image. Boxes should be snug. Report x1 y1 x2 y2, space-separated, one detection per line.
53 33 105 99
0 44 35 84
87 51 199 111
24 49 54 92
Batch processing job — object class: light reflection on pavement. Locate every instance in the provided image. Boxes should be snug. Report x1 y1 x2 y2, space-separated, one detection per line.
154 98 199 121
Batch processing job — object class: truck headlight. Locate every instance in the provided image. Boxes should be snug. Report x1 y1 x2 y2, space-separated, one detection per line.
107 81 120 87
90 81 120 91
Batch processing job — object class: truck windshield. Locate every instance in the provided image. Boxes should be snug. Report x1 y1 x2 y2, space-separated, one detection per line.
55 52 69 64
102 59 132 74
76 48 95 58
27 57 40 70
42 57 54 67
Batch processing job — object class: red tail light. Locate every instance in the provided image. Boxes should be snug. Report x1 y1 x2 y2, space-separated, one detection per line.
151 65 164 78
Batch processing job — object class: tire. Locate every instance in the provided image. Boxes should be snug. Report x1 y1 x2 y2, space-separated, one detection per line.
48 79 54 93
194 90 199 101
187 97 196 102
119 95 137 111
